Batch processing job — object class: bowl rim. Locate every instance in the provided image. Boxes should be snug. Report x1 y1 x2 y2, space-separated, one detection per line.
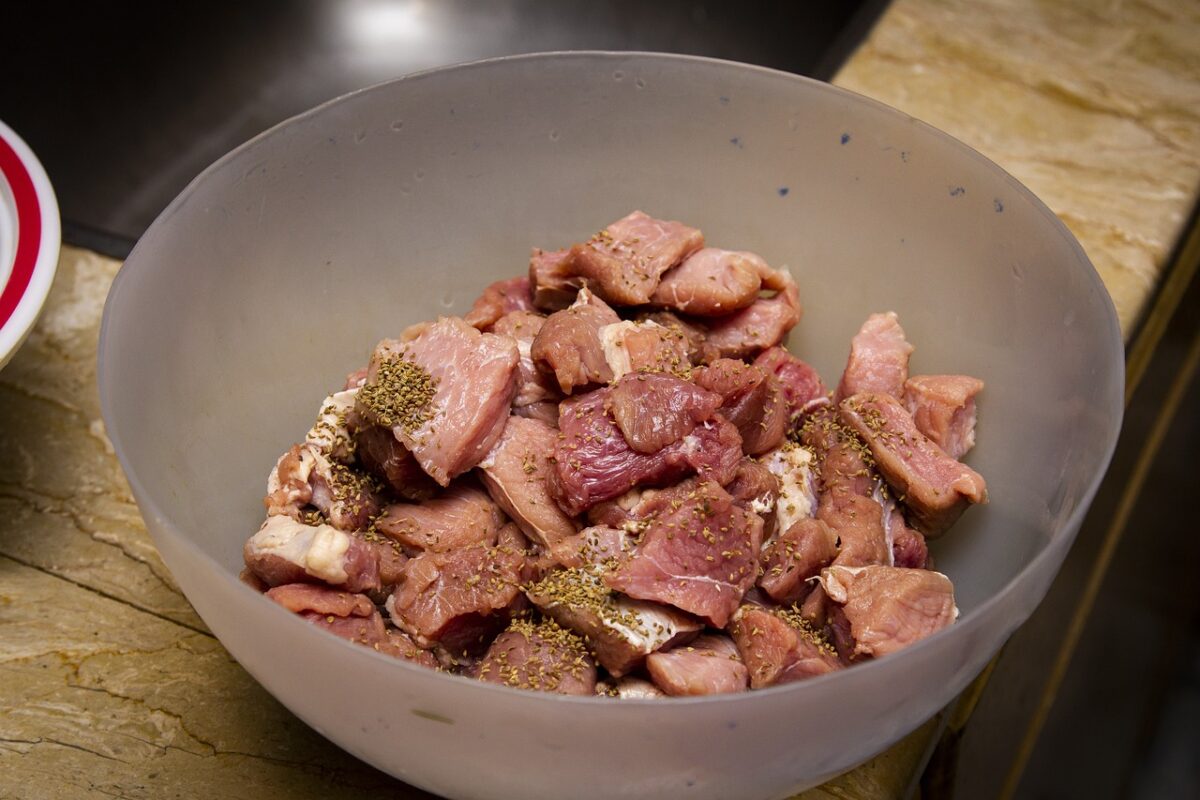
0 118 61 370
98 50 1125 707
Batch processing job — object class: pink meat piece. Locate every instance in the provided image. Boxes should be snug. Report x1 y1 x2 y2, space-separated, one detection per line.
820 565 958 657
265 443 383 532
474 617 597 695
891 523 930 570
530 288 621 394
650 248 766 316
529 247 582 312
551 387 742 516
244 516 381 594
839 392 988 536
703 268 802 360
353 425 439 501
374 481 506 555
362 317 519 486
606 372 723 454
638 310 720 365
388 523 528 652
599 320 693 379
360 534 409 591
463 276 535 331
490 311 561 408
753 346 827 419
825 493 891 568
835 312 914 403
479 415 578 549
692 359 788 455
604 479 763 627
265 583 375 618
725 458 780 533
729 605 842 688
527 565 703 676
645 634 749 696
268 584 438 669
758 518 838 605
548 525 631 570
569 210 705 306
903 374 984 459
344 367 370 390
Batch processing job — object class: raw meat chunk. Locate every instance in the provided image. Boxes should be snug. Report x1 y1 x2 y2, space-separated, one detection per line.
753 347 827 419
820 565 958 657
692 358 788 455
479 415 578 549
265 443 383 532
761 443 819 538
646 634 749 696
903 374 984 459
605 479 763 627
729 605 842 688
475 616 597 695
531 288 621 394
375 482 506 555
839 392 987 536
491 310 561 408
607 372 723 454
464 276 535 330
835 312 913 403
703 269 801 359
598 320 692 381
758 518 838 605
569 211 704 306
244 515 381 594
529 247 581 311
360 317 519 486
353 424 440 501
304 388 359 463
650 248 766 316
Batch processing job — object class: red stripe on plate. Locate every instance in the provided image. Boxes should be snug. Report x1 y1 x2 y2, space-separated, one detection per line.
0 134 42 329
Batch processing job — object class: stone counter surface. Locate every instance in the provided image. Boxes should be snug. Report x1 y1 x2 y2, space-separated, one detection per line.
3 0 1199 797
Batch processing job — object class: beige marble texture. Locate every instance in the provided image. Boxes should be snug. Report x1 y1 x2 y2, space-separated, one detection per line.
834 0 1200 335
4 2 1200 796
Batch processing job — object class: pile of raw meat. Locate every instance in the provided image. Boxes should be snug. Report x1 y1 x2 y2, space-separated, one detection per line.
241 211 988 696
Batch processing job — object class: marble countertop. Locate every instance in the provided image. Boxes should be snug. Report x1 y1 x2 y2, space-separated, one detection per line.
2 1 1198 797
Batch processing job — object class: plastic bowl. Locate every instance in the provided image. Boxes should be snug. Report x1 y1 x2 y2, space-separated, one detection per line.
98 53 1123 800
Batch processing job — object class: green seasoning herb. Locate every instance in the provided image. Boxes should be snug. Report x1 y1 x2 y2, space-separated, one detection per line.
358 355 437 433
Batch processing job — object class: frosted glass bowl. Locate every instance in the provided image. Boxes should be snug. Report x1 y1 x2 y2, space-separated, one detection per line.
98 53 1123 800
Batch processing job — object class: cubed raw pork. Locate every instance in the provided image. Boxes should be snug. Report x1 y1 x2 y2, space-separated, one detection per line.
265 443 383 532
703 268 801 360
360 317 519 486
758 518 838 605
475 616 597 695
693 359 788 455
839 392 987 536
548 525 631 570
597 320 692 381
724 459 780 539
531 288 621 394
244 515 381 594
605 479 764 627
729 605 842 688
753 347 827 419
761 443 819 539
479 415 578 549
374 481 506 555
820 565 958 657
645 634 749 696
569 211 704 306
607 372 723 454
598 676 666 699
463 276 535 330
266 583 438 668
529 247 582 311
551 387 742 516
903 374 984 459
490 311 561 409
835 312 914 403
387 523 528 653
527 566 702 676
650 248 767 316
513 399 560 427
638 310 720 365
353 425 439 501
305 388 359 463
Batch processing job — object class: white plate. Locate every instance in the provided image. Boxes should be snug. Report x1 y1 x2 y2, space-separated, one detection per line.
0 119 60 370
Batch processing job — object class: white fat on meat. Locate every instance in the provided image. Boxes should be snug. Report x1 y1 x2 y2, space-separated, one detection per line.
872 482 897 567
247 515 352 585
762 443 817 541
305 388 359 462
600 676 666 699
598 319 671 381
266 446 317 508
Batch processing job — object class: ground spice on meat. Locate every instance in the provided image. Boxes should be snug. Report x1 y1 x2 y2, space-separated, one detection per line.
359 356 438 433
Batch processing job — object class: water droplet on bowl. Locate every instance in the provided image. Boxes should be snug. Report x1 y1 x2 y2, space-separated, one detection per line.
634 78 646 89
390 120 404 132
613 70 625 81
549 130 559 141
415 169 425 181
1011 263 1024 281
354 130 366 144
440 292 455 309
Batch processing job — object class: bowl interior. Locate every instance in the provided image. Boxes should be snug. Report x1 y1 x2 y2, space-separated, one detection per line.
98 53 1123 798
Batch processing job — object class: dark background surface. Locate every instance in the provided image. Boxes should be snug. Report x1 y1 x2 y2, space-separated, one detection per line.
2 0 886 254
